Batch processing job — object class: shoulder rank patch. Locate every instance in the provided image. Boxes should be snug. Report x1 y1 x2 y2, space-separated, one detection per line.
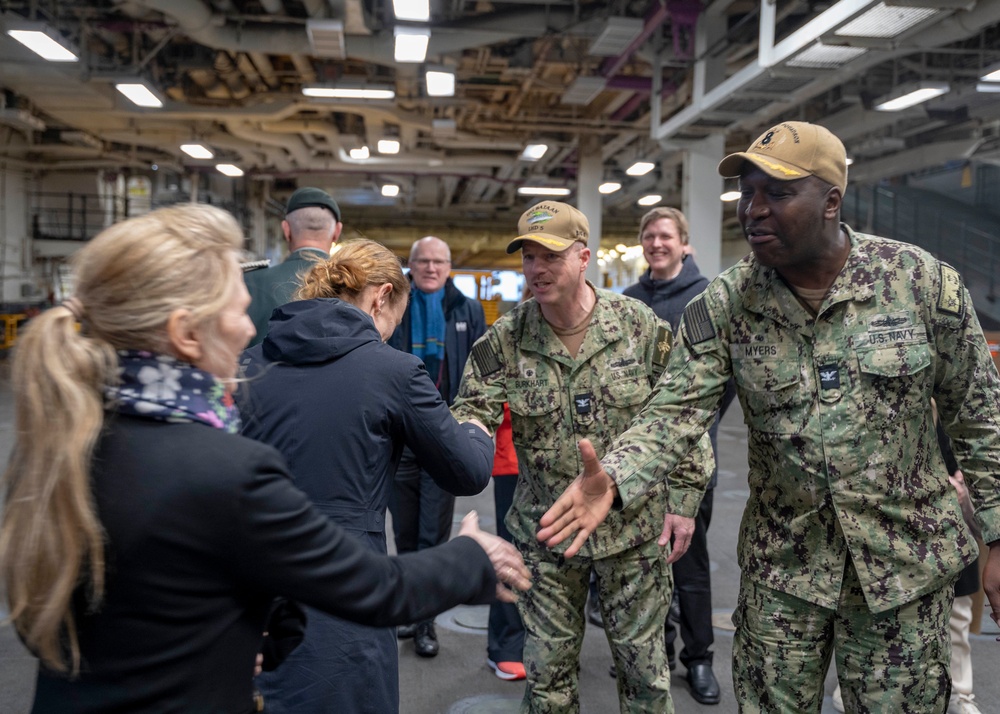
653 326 672 369
937 264 964 317
240 259 271 273
471 338 502 378
683 295 715 345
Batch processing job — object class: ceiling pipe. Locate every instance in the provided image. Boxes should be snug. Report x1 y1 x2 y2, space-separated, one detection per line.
849 137 983 184
225 120 313 167
99 129 290 169
906 0 1000 48
260 119 343 152
129 0 577 67
610 93 649 122
247 52 280 89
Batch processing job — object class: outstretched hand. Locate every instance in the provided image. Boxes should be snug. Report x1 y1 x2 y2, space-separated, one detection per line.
459 511 531 603
536 439 616 558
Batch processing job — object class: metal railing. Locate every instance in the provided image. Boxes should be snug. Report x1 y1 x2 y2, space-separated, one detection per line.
31 192 131 241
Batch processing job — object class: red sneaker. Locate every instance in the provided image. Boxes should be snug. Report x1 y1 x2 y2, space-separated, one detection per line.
487 659 526 681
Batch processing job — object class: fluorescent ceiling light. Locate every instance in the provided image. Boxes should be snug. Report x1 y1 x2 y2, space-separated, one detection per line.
873 81 949 112
626 161 655 176
720 190 741 202
115 82 163 108
6 25 78 62
382 184 400 197
520 143 548 161
976 82 1000 93
350 146 370 160
216 164 243 177
425 70 455 97
787 43 868 69
834 3 940 39
598 182 621 194
378 139 400 154
517 187 571 197
562 76 606 106
180 143 214 159
588 17 644 57
980 63 1000 82
637 194 662 206
394 26 430 63
302 85 395 100
392 0 429 22
306 19 345 59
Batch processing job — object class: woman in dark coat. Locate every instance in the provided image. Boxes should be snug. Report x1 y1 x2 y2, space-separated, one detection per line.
0 205 529 714
238 239 495 714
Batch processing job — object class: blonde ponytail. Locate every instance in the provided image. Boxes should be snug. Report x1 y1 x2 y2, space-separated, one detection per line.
0 203 244 673
0 306 116 671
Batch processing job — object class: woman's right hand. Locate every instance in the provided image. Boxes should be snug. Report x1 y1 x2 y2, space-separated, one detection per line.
459 511 531 603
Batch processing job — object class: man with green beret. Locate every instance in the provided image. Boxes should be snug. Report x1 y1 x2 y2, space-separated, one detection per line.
244 187 343 346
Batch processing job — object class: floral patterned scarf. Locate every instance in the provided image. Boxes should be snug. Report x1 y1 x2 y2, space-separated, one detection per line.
104 350 241 433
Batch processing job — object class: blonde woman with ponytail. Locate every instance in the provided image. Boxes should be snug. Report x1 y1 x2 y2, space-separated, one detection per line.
0 208 528 714
238 239 495 714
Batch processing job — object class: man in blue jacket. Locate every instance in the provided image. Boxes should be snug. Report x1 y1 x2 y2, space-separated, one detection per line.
387 236 487 657
244 187 342 346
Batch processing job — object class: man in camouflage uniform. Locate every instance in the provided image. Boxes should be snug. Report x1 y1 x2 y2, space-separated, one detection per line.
451 201 714 713
538 122 1000 713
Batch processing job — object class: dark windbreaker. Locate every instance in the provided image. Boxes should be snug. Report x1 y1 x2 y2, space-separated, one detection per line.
236 297 492 714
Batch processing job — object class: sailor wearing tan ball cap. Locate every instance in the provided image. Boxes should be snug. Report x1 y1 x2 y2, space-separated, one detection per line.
538 121 1000 712
452 200 716 713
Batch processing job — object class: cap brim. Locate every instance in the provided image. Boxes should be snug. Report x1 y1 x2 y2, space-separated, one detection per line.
505 233 577 254
717 151 810 183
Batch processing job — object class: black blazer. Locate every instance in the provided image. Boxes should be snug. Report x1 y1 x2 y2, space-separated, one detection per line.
30 416 496 714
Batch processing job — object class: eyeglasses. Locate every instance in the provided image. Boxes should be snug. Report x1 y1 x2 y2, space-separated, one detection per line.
411 258 451 268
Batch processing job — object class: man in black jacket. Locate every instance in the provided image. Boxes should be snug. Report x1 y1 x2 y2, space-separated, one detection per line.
387 236 487 657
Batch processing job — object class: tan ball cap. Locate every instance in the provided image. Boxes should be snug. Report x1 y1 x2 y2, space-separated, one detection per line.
506 201 590 254
717 121 848 193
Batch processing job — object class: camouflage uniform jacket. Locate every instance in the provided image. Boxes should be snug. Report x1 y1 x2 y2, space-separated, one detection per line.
452 285 714 559
602 226 1000 612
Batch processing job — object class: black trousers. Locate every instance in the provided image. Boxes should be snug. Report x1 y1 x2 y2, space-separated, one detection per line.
665 488 715 668
389 459 455 552
486 474 525 662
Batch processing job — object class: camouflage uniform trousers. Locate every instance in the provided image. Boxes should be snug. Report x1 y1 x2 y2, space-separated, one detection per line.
516 537 673 714
733 558 955 713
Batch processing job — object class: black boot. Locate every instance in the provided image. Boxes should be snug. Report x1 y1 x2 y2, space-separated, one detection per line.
414 621 439 658
396 623 417 639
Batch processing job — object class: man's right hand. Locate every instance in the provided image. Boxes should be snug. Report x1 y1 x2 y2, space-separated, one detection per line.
536 439 615 558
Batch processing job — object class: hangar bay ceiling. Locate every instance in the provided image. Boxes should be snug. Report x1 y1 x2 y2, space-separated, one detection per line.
1 0 999 268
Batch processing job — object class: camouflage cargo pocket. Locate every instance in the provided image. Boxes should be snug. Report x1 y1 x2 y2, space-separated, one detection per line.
732 356 807 435
855 343 931 430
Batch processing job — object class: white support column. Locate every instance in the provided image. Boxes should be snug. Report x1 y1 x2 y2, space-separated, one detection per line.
681 134 725 278
578 140 603 285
